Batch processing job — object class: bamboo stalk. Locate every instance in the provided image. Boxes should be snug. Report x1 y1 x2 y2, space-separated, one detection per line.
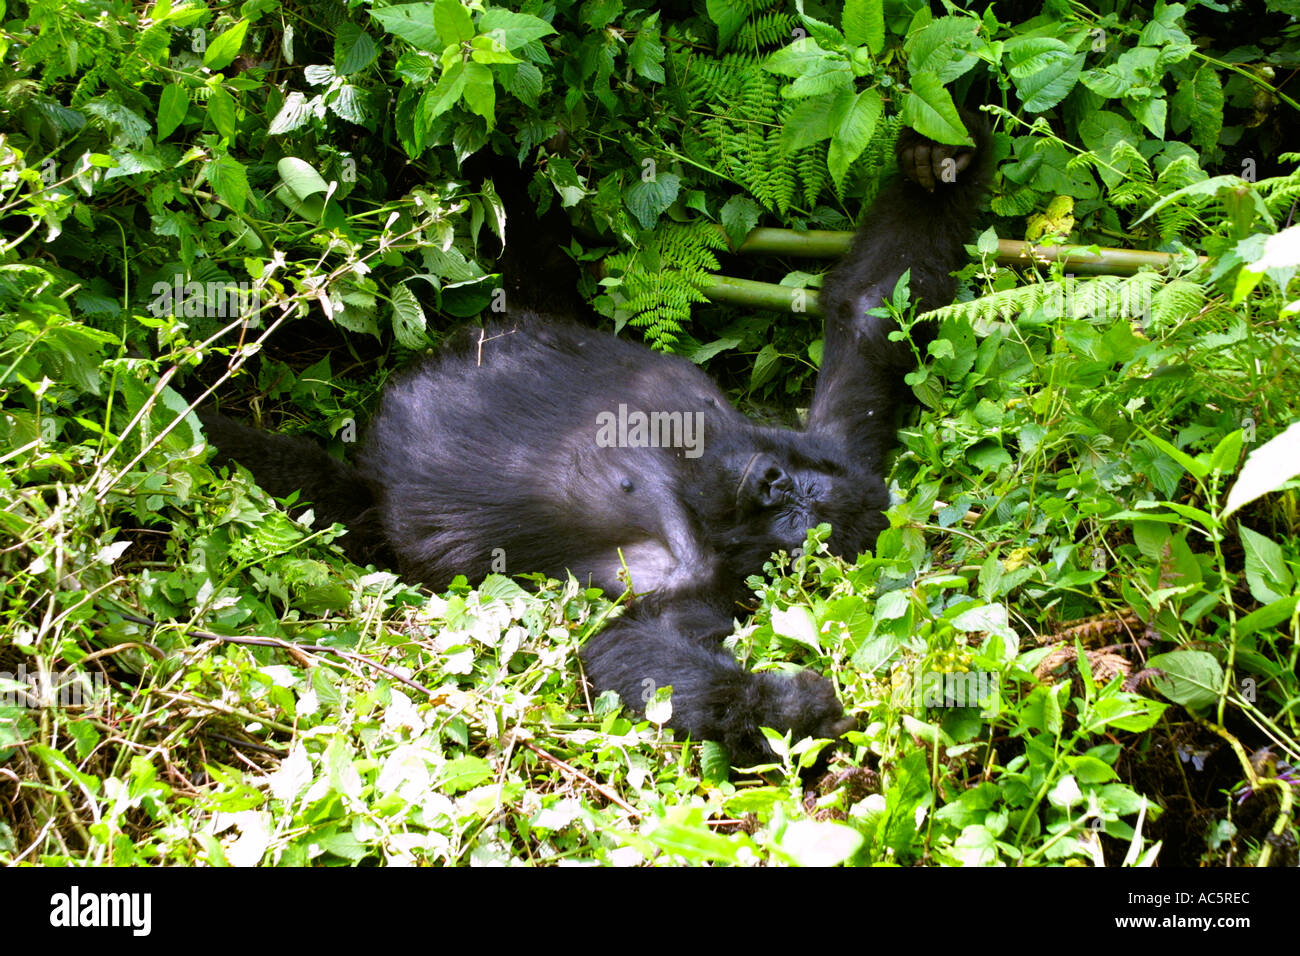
698 274 819 313
694 228 1208 313
603 227 1205 314
733 226 1204 276
733 228 852 258
992 239 1206 275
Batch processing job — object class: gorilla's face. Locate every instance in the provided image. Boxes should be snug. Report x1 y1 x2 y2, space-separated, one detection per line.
731 451 889 563
735 452 820 550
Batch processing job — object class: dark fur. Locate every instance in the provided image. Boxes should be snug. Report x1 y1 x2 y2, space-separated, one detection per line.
204 118 991 766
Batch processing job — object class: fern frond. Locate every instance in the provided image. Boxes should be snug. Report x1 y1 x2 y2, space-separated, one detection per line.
921 273 1168 329
736 12 798 49
605 222 728 349
1257 166 1300 220
1150 279 1207 331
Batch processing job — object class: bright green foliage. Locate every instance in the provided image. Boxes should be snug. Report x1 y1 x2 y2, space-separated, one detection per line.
601 222 728 348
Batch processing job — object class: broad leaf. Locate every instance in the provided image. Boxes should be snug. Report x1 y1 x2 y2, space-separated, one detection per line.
1147 650 1223 710
900 73 971 146
1225 420 1300 517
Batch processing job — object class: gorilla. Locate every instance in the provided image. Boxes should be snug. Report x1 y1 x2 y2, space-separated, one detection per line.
203 116 991 766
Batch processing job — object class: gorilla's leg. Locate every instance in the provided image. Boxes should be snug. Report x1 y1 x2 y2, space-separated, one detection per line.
200 411 391 566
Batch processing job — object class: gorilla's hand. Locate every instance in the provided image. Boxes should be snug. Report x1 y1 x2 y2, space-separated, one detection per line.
896 113 986 191
730 670 856 767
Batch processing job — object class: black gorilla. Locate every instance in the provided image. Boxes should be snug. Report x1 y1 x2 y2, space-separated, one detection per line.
203 118 990 765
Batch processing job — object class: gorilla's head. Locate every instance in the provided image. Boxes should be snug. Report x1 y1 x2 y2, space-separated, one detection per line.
719 443 891 576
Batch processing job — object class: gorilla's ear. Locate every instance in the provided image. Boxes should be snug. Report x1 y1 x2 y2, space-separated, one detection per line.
739 454 793 508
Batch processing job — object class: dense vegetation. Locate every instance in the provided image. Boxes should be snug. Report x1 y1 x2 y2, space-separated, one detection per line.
1 0 1298 866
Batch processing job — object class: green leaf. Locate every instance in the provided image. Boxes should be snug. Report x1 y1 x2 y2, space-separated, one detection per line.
440 755 492 793
771 605 821 653
783 63 853 99
370 4 442 50
689 337 742 365
1130 96 1167 139
390 281 428 349
764 38 833 77
1004 36 1072 79
204 19 249 71
1088 695 1165 733
1066 754 1118 783
724 786 783 816
1080 66 1129 99
328 85 372 125
951 602 1010 634
157 83 190 141
900 72 971 146
1012 51 1084 112
751 343 780 390
335 23 379 75
277 157 330 199
905 16 980 83
1236 595 1298 638
706 0 747 49
779 93 838 152
1158 500 1217 529
545 156 586 207
623 172 680 229
720 195 760 250
206 85 237 141
275 157 328 219
479 177 506 243
426 59 468 119
479 573 528 602
479 9 557 49
31 744 102 792
1023 683 1063 734
628 12 665 83
843 0 885 55
1170 65 1223 148
1209 428 1244 476
649 819 746 862
795 12 844 49
1224 420 1300 518
828 88 883 190
502 61 543 107
1141 428 1210 480
435 0 475 46
469 35 519 64
1239 525 1294 604
462 60 496 128
206 155 250 214
1146 650 1223 710
700 740 731 783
